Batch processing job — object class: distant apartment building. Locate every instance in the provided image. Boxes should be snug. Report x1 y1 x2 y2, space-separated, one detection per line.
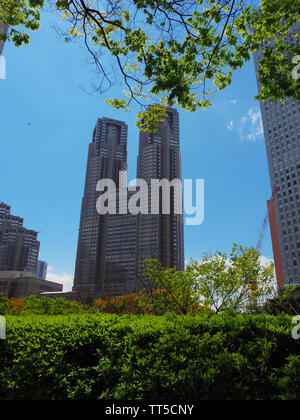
135 107 184 290
36 260 48 280
254 30 300 286
0 202 40 273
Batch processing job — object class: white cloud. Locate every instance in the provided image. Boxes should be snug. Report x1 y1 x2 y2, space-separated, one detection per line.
227 107 264 142
185 255 274 269
46 266 74 292
230 99 238 105
238 107 264 142
259 255 274 267
226 120 234 131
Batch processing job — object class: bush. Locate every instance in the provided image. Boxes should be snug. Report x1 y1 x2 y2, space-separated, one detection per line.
0 293 9 315
0 313 299 400
93 291 214 316
94 293 150 315
3 296 84 316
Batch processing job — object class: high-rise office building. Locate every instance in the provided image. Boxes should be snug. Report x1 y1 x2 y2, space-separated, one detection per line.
0 202 40 273
254 34 300 286
73 117 129 295
135 107 184 291
74 108 184 298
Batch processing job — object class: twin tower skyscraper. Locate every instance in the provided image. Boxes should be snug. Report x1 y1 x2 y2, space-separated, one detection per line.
73 107 184 298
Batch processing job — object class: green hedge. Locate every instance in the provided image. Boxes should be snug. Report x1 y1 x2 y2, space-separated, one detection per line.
0 313 299 400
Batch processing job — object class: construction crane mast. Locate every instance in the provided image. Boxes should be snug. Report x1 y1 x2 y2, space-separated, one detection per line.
256 187 278 252
256 186 284 289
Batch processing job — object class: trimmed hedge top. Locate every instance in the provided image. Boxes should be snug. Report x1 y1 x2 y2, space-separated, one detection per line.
0 313 299 400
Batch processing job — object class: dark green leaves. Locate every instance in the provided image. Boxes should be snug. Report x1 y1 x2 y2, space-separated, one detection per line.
1 313 299 399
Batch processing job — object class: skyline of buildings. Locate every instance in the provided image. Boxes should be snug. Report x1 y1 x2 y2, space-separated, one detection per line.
1 26 299 292
1 87 299 294
254 31 300 286
2 88 299 296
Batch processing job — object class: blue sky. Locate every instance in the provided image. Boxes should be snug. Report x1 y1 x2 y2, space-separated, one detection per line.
0 11 273 290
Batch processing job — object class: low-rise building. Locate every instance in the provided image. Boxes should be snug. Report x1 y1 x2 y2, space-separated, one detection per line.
0 271 63 298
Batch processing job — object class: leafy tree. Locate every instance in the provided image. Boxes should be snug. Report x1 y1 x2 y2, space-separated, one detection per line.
187 243 277 314
142 258 205 315
141 245 279 315
0 0 43 46
1 0 299 130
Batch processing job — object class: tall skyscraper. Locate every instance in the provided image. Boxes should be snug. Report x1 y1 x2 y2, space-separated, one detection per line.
73 117 129 295
135 107 184 291
0 202 40 273
254 36 300 286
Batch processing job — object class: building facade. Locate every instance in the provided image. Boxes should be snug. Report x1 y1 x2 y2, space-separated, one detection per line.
105 190 137 296
254 35 300 286
0 271 62 298
0 202 40 274
135 107 184 290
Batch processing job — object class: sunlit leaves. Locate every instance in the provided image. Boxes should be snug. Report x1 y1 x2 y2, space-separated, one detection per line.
2 0 299 131
0 0 44 45
187 243 277 314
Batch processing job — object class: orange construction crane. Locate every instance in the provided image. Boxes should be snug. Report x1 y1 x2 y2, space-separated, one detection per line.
256 186 284 289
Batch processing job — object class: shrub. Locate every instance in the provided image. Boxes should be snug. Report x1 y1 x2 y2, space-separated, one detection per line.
93 291 214 316
6 298 25 315
0 313 299 400
3 296 84 316
94 293 150 315
0 293 9 315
